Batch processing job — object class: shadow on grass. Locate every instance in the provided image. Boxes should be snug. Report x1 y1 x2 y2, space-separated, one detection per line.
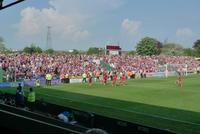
1 87 200 134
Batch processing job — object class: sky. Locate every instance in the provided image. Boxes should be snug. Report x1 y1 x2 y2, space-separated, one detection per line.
0 0 200 51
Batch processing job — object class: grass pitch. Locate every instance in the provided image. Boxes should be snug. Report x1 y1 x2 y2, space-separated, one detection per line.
1 75 200 134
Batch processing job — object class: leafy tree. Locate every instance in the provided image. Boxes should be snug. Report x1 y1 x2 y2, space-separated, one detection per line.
156 41 163 55
35 46 43 53
0 36 6 52
136 37 159 56
193 40 200 57
45 48 54 54
183 48 194 56
87 47 100 55
127 50 136 55
3 48 13 53
71 49 79 55
193 40 200 48
161 43 184 56
23 46 31 53
23 44 43 54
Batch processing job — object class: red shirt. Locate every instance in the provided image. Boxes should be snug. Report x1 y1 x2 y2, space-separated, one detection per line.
103 73 107 80
113 75 117 81
122 75 126 81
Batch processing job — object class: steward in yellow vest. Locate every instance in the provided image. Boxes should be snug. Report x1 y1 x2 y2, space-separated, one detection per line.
65 73 70 83
27 87 36 111
35 79 40 87
46 73 52 85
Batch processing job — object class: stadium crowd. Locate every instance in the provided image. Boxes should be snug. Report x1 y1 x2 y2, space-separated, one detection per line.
0 53 200 81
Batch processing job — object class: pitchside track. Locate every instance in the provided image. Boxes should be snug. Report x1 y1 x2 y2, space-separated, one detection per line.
1 75 200 134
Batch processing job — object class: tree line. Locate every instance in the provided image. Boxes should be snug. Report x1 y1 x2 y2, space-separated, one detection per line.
0 36 200 56
135 37 200 57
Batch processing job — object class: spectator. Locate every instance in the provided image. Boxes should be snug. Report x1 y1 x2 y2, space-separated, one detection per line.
82 72 87 83
88 73 92 87
0 53 199 82
57 111 75 124
60 72 65 83
15 84 25 108
85 128 108 134
45 73 52 86
35 79 40 87
64 73 70 83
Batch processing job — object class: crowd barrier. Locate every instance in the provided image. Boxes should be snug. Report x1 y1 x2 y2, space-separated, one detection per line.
0 71 197 88
0 82 24 88
147 71 196 78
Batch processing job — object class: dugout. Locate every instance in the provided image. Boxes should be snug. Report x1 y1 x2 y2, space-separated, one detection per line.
33 100 176 134
0 103 88 134
0 93 176 134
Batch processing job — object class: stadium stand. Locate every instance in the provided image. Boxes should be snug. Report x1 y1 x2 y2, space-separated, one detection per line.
0 54 199 84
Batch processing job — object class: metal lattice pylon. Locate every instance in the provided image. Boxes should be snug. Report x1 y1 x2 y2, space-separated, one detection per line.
46 26 52 50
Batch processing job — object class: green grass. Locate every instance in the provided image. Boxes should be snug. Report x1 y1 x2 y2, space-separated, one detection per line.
1 75 200 134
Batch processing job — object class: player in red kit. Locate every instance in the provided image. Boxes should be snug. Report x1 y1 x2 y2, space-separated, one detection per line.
176 72 182 87
88 73 92 87
112 72 117 87
103 71 107 85
120 73 126 86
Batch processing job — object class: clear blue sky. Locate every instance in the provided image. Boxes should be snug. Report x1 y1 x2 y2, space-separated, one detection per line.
0 0 200 50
